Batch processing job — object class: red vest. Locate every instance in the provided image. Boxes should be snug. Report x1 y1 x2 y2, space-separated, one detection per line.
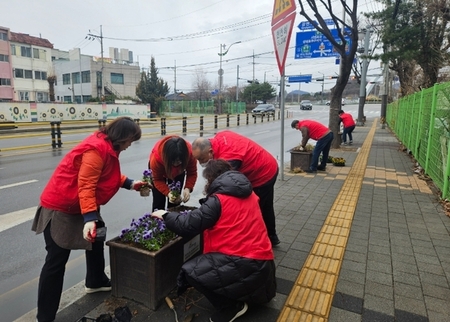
210 131 278 188
298 120 329 140
40 132 122 214
340 113 355 128
203 193 274 260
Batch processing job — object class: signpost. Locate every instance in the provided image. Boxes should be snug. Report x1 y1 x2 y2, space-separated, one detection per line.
287 75 312 83
271 0 296 181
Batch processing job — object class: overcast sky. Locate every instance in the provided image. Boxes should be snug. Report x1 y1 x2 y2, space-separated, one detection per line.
4 0 383 94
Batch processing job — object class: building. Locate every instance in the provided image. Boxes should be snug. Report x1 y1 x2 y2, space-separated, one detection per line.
0 27 53 102
52 47 140 103
0 26 141 103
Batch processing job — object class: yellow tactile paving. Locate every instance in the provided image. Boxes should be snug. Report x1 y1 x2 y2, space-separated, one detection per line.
278 120 378 322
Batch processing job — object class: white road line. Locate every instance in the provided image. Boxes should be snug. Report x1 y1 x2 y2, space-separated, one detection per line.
0 180 38 190
0 207 37 233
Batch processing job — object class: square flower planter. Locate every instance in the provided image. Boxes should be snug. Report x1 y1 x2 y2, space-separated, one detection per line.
289 149 312 171
107 206 202 310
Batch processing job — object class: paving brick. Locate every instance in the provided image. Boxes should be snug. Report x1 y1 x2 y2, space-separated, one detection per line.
364 280 393 300
366 269 393 286
418 271 449 287
364 294 394 316
393 282 423 301
424 296 450 315
393 271 421 287
329 306 362 322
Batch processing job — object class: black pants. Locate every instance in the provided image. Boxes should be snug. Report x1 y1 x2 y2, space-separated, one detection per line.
36 222 108 322
151 172 186 211
253 168 278 237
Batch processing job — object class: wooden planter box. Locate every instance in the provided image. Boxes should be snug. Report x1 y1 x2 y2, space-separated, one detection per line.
107 205 202 311
289 149 312 171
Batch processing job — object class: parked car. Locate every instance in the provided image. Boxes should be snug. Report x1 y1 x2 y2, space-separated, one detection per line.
326 101 330 105
326 99 345 106
300 100 313 110
251 104 275 116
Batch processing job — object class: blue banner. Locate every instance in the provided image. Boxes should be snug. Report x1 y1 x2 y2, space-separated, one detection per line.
288 75 312 83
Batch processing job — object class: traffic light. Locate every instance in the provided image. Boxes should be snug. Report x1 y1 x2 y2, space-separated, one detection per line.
247 80 260 84
316 78 324 81
329 76 338 79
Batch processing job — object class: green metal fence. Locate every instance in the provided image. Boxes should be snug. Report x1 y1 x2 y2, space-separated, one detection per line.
386 82 450 200
161 101 246 116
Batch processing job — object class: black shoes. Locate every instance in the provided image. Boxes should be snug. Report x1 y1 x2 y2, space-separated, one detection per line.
85 279 112 294
305 169 317 173
210 302 248 322
317 166 326 171
269 234 280 246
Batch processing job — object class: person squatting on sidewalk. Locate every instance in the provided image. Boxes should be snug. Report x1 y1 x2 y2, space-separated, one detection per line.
291 119 334 173
192 130 280 246
148 135 198 211
151 159 276 322
32 117 145 322
339 109 355 145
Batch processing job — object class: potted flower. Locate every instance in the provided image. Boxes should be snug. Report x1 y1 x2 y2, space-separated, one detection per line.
289 143 314 171
332 157 346 166
140 169 153 197
106 206 202 310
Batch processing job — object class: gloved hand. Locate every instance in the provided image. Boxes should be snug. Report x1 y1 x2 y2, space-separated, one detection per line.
151 209 168 220
182 188 190 203
83 221 97 242
132 180 152 191
168 191 182 204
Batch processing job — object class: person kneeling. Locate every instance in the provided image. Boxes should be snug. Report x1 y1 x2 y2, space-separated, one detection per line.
152 159 276 322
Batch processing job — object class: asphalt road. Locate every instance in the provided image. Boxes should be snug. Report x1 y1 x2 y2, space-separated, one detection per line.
0 103 380 321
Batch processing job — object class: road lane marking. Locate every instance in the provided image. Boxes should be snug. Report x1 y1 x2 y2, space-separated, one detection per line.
0 180 38 190
0 207 36 233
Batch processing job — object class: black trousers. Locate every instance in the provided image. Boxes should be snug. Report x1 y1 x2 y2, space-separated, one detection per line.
151 172 186 211
253 168 278 237
36 222 108 322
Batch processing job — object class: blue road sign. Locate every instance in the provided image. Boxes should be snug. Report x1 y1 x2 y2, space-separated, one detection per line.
288 75 312 83
297 19 335 31
294 28 352 59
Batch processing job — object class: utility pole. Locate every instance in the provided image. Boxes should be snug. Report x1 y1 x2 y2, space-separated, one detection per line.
217 41 241 114
174 60 177 94
357 27 371 126
86 25 104 99
236 65 239 102
380 58 389 129
252 50 255 82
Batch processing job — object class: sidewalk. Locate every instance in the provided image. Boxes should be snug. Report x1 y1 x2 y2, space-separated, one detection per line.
17 118 450 322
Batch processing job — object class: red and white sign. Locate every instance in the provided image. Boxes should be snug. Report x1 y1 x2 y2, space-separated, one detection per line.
271 0 296 74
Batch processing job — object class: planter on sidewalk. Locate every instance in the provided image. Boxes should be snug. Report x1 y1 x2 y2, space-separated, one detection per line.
106 206 202 310
289 149 312 171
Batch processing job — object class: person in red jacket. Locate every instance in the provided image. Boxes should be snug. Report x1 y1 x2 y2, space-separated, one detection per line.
291 119 334 173
149 135 198 211
152 159 276 322
32 117 145 322
339 109 356 145
191 130 280 246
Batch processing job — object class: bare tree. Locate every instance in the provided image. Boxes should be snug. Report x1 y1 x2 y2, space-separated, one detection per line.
297 0 360 147
191 68 212 101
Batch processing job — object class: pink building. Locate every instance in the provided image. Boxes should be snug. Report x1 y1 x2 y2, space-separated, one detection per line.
0 26 13 101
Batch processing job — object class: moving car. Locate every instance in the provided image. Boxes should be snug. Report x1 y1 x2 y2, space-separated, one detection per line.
251 104 275 116
300 100 313 110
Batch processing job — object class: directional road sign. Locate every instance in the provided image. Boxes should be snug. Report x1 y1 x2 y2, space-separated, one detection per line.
294 28 352 59
287 75 312 83
297 19 336 31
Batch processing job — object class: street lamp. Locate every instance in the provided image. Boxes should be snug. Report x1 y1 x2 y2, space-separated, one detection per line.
218 41 241 114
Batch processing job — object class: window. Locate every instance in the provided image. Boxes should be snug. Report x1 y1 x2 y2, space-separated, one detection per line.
81 71 90 83
10 44 16 55
63 95 72 103
111 73 124 84
15 68 24 78
0 32 7 41
0 54 8 62
33 48 40 59
35 71 48 80
20 46 32 57
19 91 29 101
25 70 33 79
72 72 80 84
74 95 82 103
36 92 48 102
0 78 11 86
63 73 70 85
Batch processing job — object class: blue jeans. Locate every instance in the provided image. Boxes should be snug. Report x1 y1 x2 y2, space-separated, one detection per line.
342 125 355 143
310 132 334 171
